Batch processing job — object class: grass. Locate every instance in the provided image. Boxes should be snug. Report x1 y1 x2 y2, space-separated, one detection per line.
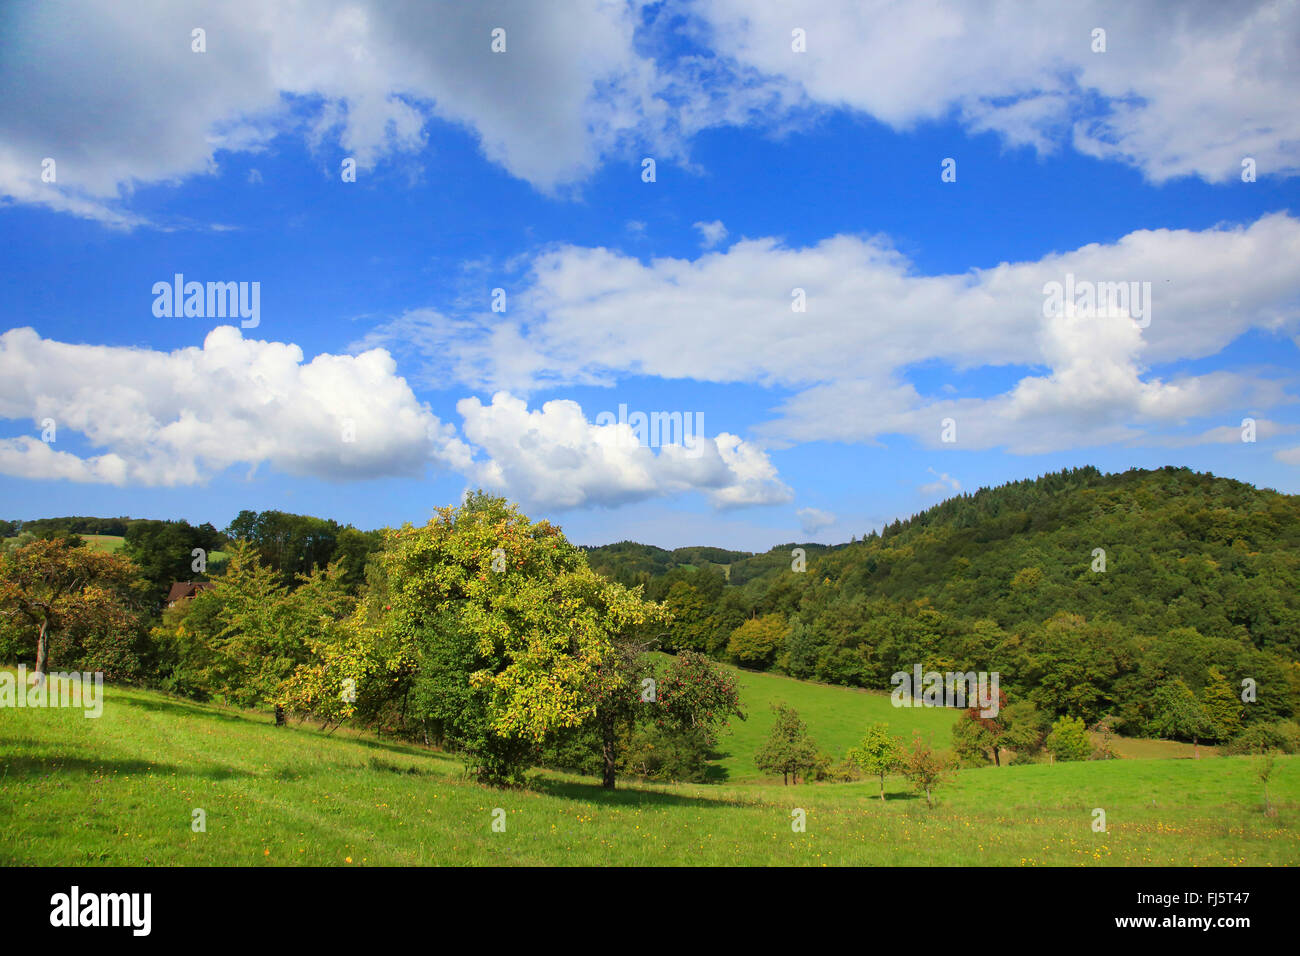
1 669 1295 866
4 534 124 553
714 664 957 781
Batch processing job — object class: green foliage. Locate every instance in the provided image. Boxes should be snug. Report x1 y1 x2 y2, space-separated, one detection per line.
1001 701 1051 763
900 733 954 807
0 536 146 680
1201 666 1243 742
754 701 819 784
582 467 1300 737
847 722 902 799
152 541 356 711
1222 720 1300 756
381 492 661 786
727 613 787 669
1045 715 1093 762
1150 678 1211 747
121 519 224 601
224 509 381 590
8 675 1300 866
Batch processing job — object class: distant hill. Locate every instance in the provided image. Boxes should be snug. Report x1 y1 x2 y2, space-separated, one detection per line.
584 466 1300 737
593 465 1300 655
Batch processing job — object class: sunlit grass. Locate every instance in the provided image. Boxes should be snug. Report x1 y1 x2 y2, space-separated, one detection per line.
1 670 1293 866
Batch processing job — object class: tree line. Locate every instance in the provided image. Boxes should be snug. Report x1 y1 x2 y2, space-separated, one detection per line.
0 494 743 790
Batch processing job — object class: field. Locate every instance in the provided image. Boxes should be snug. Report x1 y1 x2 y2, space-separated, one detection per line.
713 665 957 781
1 667 1292 866
4 534 124 553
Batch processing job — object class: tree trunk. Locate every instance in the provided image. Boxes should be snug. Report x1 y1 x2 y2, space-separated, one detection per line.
1193 736 1199 759
993 746 1001 767
274 704 285 726
600 714 616 790
925 786 933 808
34 619 50 683
783 771 788 786
879 773 886 801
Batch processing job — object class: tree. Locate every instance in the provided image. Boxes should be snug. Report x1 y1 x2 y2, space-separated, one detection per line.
900 733 953 807
121 519 223 601
1150 677 1210 757
847 723 902 800
951 710 997 767
950 688 1010 766
152 541 354 719
1200 666 1242 743
611 651 745 786
1258 753 1278 816
1044 715 1092 762
383 492 660 786
755 701 819 784
0 537 141 681
727 613 787 669
1000 700 1051 763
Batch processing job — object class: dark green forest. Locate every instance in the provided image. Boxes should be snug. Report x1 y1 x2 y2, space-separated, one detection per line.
584 466 1300 738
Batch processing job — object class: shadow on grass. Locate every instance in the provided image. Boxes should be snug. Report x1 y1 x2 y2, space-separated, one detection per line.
126 695 250 724
0 753 239 781
126 695 455 765
529 774 755 810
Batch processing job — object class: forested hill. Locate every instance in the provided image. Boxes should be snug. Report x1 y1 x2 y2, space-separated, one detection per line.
584 467 1300 714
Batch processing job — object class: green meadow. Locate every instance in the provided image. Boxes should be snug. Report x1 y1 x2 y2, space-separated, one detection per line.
714 665 958 781
1 666 1293 866
3 534 124 553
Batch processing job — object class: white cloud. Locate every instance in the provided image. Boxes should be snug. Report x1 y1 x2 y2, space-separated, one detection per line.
693 219 728 248
919 468 961 496
0 0 684 221
796 506 835 534
696 0 1300 183
7 1 1296 226
456 392 792 510
381 212 1300 454
0 326 470 486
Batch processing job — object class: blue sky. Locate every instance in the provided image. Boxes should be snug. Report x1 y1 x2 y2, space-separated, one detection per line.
1 1 1298 550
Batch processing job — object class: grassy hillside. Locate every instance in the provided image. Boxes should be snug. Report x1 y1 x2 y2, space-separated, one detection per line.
3 533 124 553
713 664 957 781
1 671 1287 866
712 663 1208 780
78 533 125 553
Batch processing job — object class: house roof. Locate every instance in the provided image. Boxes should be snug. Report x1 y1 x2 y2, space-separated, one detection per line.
166 581 215 603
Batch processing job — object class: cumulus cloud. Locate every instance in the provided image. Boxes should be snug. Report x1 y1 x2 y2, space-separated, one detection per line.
696 0 1300 183
0 326 471 486
374 212 1300 454
5 1 1297 225
0 0 682 221
0 326 794 509
456 392 792 510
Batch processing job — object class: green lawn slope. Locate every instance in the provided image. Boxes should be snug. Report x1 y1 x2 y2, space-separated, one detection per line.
1 670 1293 866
